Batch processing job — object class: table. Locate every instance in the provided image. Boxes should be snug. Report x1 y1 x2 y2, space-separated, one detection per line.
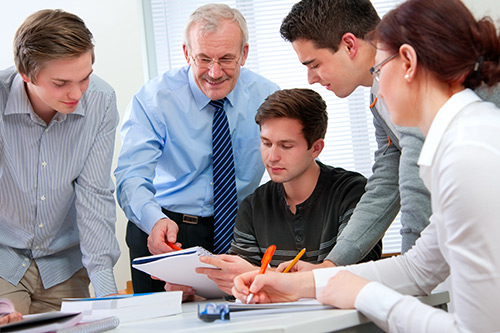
112 292 449 333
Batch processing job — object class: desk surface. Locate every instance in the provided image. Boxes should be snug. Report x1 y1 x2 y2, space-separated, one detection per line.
112 292 449 333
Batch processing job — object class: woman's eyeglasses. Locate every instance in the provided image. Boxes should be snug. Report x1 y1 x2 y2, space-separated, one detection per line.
369 54 398 82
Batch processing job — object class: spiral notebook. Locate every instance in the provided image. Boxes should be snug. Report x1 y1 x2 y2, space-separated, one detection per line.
56 316 119 333
132 246 227 299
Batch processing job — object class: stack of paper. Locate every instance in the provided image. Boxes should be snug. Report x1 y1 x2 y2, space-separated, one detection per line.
61 291 182 323
132 246 227 299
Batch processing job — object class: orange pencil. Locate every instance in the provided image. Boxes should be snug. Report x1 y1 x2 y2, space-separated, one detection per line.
247 244 276 304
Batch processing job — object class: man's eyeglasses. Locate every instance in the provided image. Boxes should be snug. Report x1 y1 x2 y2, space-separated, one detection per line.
191 56 240 69
369 54 398 82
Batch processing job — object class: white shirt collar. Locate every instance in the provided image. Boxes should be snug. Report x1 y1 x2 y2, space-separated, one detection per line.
418 88 481 168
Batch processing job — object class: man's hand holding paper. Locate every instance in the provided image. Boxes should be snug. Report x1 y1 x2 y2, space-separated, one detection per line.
197 255 258 294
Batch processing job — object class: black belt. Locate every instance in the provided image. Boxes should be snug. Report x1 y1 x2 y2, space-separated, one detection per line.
162 208 214 225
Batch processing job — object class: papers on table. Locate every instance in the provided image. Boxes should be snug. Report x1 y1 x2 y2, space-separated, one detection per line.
0 312 82 333
197 298 335 321
61 291 182 323
132 246 227 299
229 298 334 316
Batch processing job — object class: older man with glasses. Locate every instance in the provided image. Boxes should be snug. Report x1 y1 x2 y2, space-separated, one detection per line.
114 3 278 299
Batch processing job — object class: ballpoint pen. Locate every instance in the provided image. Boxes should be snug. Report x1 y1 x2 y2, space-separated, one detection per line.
247 244 276 304
167 242 182 251
282 248 306 273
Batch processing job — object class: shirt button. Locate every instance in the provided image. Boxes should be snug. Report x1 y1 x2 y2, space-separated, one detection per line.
25 257 30 262
41 161 48 167
22 263 26 267
35 245 39 250
45 128 49 132
39 223 44 228
204 207 208 211
41 195 46 201
210 181 214 186
296 236 303 242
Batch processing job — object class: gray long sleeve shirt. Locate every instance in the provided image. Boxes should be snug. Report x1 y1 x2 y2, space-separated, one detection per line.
326 81 431 265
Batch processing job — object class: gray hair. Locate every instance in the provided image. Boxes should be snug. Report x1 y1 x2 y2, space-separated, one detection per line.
184 3 248 52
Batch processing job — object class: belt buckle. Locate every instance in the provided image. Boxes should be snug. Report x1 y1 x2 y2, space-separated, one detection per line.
182 214 199 225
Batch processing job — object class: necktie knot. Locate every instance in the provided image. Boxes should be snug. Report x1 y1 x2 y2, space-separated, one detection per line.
209 99 225 111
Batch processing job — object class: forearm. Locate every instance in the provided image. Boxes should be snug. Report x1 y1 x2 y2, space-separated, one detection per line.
114 100 167 234
355 281 455 333
89 268 118 297
76 100 120 297
398 126 431 253
327 121 401 265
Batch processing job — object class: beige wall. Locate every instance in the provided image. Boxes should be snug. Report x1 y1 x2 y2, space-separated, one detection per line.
0 0 499 293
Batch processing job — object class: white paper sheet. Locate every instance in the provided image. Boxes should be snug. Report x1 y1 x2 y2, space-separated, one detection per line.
132 246 227 299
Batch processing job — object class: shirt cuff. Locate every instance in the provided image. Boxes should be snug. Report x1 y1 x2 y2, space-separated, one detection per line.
355 281 404 331
141 203 168 234
312 267 343 297
89 268 118 297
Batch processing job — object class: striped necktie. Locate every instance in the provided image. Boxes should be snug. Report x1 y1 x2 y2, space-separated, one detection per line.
210 99 238 254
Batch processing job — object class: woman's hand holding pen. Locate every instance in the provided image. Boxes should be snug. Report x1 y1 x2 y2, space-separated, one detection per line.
232 270 315 304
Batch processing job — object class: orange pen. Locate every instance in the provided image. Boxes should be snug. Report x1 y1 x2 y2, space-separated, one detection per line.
167 242 182 251
247 244 276 303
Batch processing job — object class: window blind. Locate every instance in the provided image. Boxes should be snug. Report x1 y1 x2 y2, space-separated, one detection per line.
141 0 405 254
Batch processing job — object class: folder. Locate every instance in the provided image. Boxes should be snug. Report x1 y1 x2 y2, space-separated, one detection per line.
132 246 227 299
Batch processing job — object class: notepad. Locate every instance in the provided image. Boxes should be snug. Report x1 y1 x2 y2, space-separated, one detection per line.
55 316 119 333
229 298 334 314
132 246 227 299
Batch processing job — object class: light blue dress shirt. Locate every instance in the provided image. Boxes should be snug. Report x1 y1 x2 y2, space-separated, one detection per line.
0 68 120 297
115 66 279 234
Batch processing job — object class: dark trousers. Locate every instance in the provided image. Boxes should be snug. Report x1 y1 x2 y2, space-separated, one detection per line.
126 209 214 293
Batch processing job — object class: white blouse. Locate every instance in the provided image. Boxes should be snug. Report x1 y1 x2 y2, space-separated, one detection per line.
313 89 500 332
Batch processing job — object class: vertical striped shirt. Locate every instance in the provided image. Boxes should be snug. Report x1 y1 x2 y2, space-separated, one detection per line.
0 68 120 297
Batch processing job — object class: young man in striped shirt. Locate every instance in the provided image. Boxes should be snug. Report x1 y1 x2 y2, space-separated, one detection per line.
0 10 120 314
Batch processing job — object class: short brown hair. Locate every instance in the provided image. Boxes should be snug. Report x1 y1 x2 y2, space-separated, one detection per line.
280 0 380 52
375 0 500 89
256 89 328 149
14 9 95 83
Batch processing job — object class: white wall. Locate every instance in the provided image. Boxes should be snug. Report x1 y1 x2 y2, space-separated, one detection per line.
0 0 145 292
462 0 499 17
0 0 499 293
